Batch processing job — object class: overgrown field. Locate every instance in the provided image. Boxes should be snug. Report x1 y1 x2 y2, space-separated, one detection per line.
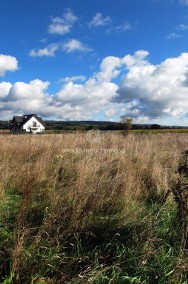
1 132 188 284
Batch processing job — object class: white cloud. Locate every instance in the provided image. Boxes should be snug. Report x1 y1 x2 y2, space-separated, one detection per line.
0 55 121 120
107 22 132 33
177 23 188 30
56 79 117 104
0 82 12 97
0 80 55 119
0 54 19 76
2 51 188 122
180 0 188 5
166 32 182 39
54 56 122 120
115 51 188 119
59 76 86 83
89 13 111 28
29 39 92 57
29 43 58 57
166 23 188 42
115 23 132 32
96 56 122 82
105 107 117 118
48 9 78 35
56 55 123 106
8 79 50 101
62 39 92 53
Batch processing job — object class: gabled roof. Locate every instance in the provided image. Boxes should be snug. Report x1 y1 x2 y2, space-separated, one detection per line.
12 114 46 127
12 116 24 123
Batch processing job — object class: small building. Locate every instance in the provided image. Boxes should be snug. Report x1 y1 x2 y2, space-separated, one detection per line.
11 114 45 134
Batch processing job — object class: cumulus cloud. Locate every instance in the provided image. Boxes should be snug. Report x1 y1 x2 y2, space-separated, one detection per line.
53 56 123 119
96 56 122 81
89 13 135 34
2 51 188 122
0 54 19 76
7 79 50 101
0 80 55 118
89 13 111 28
115 51 188 119
0 82 12 97
56 55 122 106
29 43 59 57
62 39 92 53
59 75 86 83
29 39 92 57
56 79 117 104
48 9 78 35
53 51 188 121
0 55 121 120
0 79 96 120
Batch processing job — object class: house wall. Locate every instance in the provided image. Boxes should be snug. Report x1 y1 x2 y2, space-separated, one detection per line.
22 116 45 133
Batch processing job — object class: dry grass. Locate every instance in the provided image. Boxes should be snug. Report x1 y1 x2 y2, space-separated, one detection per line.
0 132 186 201
1 132 188 283
0 132 186 233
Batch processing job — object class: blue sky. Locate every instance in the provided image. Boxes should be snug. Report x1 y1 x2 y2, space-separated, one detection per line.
1 0 188 124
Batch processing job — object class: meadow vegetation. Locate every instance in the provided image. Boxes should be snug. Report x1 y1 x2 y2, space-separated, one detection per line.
1 132 188 283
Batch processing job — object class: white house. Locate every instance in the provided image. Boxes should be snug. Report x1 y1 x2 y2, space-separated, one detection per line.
11 114 45 133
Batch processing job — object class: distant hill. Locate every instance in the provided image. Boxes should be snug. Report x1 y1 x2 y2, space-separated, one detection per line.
1 119 188 131
45 120 125 130
45 121 188 130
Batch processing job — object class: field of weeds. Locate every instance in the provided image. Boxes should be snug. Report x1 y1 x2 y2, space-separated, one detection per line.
1 132 188 283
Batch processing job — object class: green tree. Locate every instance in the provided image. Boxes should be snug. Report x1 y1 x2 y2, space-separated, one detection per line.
150 124 161 129
120 116 133 136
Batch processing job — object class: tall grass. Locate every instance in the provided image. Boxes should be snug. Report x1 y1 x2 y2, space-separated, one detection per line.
0 132 188 283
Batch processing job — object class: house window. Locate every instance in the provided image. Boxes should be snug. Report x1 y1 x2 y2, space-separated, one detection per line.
33 121 37 127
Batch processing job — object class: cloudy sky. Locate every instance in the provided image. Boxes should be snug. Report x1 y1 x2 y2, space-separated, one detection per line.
1 0 188 124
